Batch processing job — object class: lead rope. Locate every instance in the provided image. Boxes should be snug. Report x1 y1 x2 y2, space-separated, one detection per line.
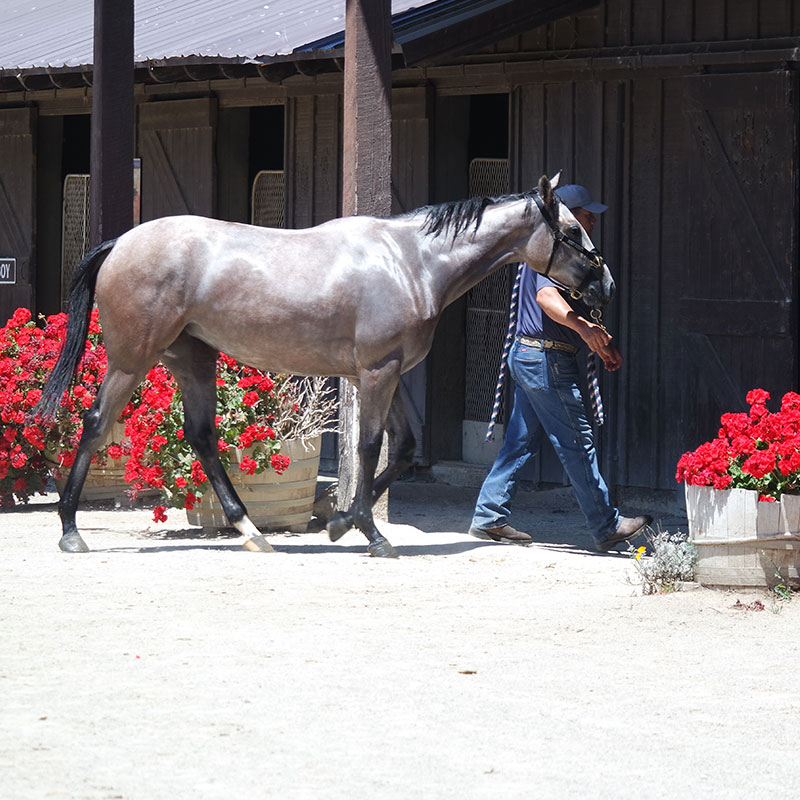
586 352 605 426
587 308 606 426
486 263 525 442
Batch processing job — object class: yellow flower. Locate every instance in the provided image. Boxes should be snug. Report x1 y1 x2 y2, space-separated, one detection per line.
635 546 647 560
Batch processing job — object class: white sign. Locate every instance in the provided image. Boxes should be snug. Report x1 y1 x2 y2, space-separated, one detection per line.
0 258 16 284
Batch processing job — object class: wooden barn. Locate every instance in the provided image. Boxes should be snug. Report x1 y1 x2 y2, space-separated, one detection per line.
0 0 797 493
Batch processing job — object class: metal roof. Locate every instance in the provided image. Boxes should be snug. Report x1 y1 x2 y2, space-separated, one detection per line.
2 0 438 72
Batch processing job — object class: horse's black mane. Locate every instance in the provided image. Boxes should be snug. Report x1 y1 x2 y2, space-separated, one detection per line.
412 190 537 239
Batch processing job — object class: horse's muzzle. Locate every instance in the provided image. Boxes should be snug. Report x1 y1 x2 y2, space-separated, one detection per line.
583 268 615 308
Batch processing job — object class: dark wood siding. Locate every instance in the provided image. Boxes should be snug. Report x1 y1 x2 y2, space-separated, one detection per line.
0 108 36 326
674 71 797 465
138 98 217 221
391 87 431 215
616 70 798 490
498 0 800 51
285 94 341 228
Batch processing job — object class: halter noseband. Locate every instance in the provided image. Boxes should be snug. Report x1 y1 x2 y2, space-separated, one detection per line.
532 189 607 300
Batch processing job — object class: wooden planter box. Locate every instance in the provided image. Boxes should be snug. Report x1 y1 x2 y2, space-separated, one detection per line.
685 485 800 588
186 436 321 533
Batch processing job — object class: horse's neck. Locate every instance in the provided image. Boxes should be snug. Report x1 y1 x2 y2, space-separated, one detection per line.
429 204 530 308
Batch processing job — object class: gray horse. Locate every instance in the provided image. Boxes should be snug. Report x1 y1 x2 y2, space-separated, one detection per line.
37 174 614 557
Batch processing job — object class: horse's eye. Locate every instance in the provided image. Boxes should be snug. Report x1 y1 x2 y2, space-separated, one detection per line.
568 225 582 239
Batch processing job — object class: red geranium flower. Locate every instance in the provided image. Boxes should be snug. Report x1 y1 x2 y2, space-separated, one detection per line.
190 460 207 485
746 388 770 407
242 391 259 408
742 449 776 480
270 454 291 475
240 456 258 475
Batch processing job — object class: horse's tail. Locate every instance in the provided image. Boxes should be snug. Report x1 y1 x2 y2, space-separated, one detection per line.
35 237 118 422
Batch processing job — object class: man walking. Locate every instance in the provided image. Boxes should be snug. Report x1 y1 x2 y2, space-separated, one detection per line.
469 184 651 553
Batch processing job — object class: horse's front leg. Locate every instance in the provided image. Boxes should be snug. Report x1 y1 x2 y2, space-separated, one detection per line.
327 365 400 558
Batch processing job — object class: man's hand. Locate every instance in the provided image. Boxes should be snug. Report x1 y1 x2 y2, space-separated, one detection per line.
576 319 612 352
597 344 623 372
536 286 614 352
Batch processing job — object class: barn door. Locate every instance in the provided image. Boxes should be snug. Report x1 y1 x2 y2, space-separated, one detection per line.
680 72 797 444
139 98 216 221
0 108 36 324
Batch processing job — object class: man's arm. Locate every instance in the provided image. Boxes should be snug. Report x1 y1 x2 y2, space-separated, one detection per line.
536 286 623 371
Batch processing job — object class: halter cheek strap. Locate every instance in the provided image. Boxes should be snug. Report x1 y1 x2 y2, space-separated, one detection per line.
532 189 607 299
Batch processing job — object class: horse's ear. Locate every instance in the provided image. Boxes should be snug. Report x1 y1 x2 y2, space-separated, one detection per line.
549 171 562 189
538 174 555 207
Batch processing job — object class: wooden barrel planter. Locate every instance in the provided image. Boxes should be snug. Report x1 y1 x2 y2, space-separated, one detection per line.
46 422 138 504
685 484 800 588
186 436 322 533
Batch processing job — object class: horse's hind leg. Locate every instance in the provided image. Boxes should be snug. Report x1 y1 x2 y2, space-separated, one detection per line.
371 387 416 502
58 368 145 552
327 386 415 543
327 365 400 558
161 336 273 553
328 387 416 542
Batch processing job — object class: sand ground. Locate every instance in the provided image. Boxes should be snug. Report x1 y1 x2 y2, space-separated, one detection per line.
2 479 798 799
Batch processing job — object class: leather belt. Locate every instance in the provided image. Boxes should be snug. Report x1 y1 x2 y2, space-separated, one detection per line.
517 335 578 355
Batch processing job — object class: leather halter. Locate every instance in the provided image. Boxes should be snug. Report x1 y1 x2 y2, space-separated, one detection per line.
532 189 607 300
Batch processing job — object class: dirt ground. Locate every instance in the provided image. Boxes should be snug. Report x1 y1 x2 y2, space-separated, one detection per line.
2 478 799 799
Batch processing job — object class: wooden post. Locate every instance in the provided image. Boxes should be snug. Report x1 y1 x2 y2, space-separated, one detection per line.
90 0 134 247
338 0 392 518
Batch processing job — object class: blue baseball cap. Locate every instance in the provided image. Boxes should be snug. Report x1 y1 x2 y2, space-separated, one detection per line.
555 184 608 214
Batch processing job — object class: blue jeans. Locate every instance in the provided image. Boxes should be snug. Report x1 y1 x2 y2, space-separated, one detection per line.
471 340 618 545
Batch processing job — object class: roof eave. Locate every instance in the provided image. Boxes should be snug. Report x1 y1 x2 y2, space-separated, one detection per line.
395 0 600 65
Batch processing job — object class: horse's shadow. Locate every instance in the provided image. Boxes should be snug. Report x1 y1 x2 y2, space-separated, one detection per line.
120 542 495 556
116 527 501 557
109 525 612 557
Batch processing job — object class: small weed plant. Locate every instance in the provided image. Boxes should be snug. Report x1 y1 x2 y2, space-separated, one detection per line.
628 527 697 595
762 553 794 608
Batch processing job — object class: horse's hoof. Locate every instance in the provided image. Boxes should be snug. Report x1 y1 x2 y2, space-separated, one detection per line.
368 538 399 559
242 535 274 553
59 533 89 553
327 512 353 542
312 484 338 523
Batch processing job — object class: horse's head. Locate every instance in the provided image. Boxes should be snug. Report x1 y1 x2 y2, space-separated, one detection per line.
522 175 615 307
